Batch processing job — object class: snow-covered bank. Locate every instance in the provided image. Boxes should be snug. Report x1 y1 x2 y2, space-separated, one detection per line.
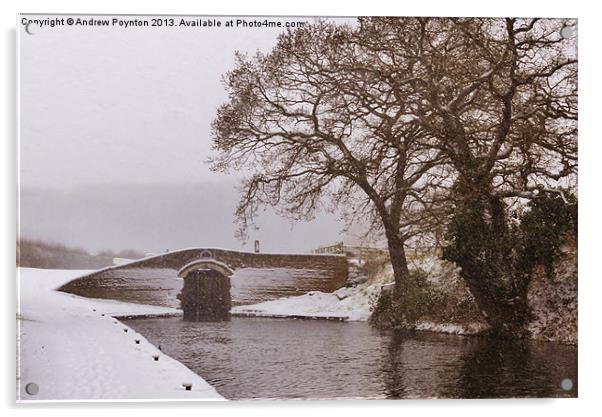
229 261 397 322
231 286 487 335
232 277 382 322
17 268 224 401
231 262 487 336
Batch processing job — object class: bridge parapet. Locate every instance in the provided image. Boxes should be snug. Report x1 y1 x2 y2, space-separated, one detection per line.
58 247 348 308
117 247 347 270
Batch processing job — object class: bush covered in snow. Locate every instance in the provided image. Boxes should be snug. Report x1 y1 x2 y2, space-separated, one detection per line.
368 233 577 343
369 257 487 334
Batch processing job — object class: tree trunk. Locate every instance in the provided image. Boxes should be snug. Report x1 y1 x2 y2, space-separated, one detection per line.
383 224 410 289
444 184 530 338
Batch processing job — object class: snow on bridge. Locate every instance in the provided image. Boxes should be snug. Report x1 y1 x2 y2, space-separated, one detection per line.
58 247 349 308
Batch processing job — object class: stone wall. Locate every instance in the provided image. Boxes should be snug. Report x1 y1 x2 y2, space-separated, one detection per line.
58 248 348 308
114 248 348 271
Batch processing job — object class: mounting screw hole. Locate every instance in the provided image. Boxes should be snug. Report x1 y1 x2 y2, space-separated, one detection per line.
560 26 575 40
560 378 573 391
25 382 39 395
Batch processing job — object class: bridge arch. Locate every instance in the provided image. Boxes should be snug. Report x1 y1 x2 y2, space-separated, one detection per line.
178 259 234 279
58 247 348 308
177 258 233 321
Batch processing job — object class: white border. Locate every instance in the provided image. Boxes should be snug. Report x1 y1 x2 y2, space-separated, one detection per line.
3 1 600 416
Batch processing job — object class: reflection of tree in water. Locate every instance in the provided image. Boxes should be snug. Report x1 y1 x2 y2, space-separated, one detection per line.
457 337 575 398
380 331 407 398
380 330 470 399
380 331 577 399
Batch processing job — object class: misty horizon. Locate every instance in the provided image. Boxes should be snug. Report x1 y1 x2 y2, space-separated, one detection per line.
18 16 362 255
18 180 375 255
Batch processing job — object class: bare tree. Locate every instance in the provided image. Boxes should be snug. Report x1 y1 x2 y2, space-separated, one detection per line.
356 17 577 335
211 18 577 336
211 22 450 286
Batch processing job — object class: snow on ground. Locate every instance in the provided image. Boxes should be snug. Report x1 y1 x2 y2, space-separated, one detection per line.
414 321 487 335
17 268 224 401
232 262 486 336
232 278 386 321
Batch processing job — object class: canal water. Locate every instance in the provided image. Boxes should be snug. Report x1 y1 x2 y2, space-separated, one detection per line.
124 317 577 400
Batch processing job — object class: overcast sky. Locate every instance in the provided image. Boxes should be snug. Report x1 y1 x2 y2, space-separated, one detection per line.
17 16 363 252
20 16 352 188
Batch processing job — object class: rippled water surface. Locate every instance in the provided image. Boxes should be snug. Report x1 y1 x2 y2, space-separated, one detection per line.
125 317 577 400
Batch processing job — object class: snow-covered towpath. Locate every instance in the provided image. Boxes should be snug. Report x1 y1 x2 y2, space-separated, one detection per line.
17 268 224 401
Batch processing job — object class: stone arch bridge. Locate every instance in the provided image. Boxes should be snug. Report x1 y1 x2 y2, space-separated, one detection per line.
59 247 348 308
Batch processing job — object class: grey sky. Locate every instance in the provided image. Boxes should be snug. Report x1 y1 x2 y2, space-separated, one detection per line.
17 16 365 253
19 16 350 188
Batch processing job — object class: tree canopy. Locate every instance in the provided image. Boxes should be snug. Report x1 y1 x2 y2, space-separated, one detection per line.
211 17 577 336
